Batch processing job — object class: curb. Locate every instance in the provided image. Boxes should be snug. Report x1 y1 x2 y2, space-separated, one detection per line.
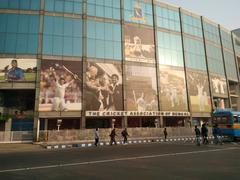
42 136 215 149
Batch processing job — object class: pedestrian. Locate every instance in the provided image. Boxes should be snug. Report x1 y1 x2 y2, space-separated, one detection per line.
110 128 117 145
95 128 99 147
163 128 167 141
121 128 129 144
213 124 222 145
194 125 201 146
201 123 208 144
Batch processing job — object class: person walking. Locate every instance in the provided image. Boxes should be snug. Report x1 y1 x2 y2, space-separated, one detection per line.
95 128 99 147
213 124 223 145
163 128 167 141
201 123 208 144
194 125 201 146
121 128 129 144
110 128 117 145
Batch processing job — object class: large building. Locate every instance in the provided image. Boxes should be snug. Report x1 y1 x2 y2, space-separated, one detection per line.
0 0 240 142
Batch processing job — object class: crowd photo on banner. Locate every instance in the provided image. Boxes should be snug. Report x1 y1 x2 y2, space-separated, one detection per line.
126 65 158 111
159 65 188 111
86 62 123 111
187 70 211 112
39 60 82 112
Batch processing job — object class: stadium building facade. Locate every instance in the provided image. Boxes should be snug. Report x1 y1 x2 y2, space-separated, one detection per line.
0 0 240 142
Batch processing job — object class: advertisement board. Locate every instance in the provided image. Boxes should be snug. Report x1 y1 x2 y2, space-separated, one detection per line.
210 74 228 97
86 61 123 111
187 70 211 113
124 25 155 63
159 65 188 111
126 65 158 111
39 60 82 111
0 58 37 82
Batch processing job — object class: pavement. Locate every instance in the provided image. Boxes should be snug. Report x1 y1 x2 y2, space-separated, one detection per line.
0 141 239 180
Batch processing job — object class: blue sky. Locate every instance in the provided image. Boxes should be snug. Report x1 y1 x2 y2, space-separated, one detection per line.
159 0 240 30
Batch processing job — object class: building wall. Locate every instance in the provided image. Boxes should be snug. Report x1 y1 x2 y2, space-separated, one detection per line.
0 0 240 139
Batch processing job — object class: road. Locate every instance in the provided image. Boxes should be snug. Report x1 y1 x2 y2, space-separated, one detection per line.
0 142 239 180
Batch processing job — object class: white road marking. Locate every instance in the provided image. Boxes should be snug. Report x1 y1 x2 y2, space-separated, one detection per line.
0 147 238 173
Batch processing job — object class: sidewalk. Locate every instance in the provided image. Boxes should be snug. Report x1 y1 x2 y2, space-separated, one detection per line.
0 143 44 154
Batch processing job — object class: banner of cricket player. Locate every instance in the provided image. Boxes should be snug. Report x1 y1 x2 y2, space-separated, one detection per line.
186 70 212 113
0 58 37 82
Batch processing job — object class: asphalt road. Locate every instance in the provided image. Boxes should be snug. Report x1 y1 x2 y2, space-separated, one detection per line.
0 142 239 180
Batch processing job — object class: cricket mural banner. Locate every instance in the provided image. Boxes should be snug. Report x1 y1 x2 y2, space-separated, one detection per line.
210 74 228 97
126 65 158 111
85 61 123 111
39 60 82 112
186 70 211 113
124 25 155 63
0 58 37 82
159 65 188 111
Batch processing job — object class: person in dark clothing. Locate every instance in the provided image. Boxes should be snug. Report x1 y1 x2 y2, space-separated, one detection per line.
163 128 167 141
201 123 208 144
195 125 201 146
121 128 129 144
109 74 123 110
95 128 99 147
110 128 117 145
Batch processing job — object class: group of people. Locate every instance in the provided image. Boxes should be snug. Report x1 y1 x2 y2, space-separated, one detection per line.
94 128 129 147
86 65 122 111
195 123 222 146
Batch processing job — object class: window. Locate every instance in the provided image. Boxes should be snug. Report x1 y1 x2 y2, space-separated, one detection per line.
0 14 39 54
0 0 40 10
45 0 82 14
86 20 121 60
43 16 82 56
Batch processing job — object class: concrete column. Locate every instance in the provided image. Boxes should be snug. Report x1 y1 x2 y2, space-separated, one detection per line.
4 118 12 141
159 116 163 128
122 116 128 128
81 116 86 129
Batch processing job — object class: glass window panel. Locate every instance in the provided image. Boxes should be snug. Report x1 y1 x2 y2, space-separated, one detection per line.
96 22 104 40
5 33 17 53
73 2 82 14
53 17 63 36
27 34 38 54
65 1 73 13
87 4 95 16
73 19 82 37
53 36 63 55
43 35 53 54
73 37 82 56
114 42 121 60
30 0 40 10
29 15 40 33
45 0 54 11
9 0 19 9
105 41 113 59
7 14 18 33
64 18 73 36
20 0 30 10
63 37 73 56
0 33 5 53
44 16 54 35
0 14 7 33
0 0 8 9
87 38 96 57
55 0 64 12
96 39 104 58
16 34 28 53
96 5 104 17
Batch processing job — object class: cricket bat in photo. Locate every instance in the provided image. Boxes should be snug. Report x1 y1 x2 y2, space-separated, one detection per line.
62 65 81 81
133 90 137 103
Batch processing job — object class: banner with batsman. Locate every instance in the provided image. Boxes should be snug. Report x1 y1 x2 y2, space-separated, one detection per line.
39 60 82 112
